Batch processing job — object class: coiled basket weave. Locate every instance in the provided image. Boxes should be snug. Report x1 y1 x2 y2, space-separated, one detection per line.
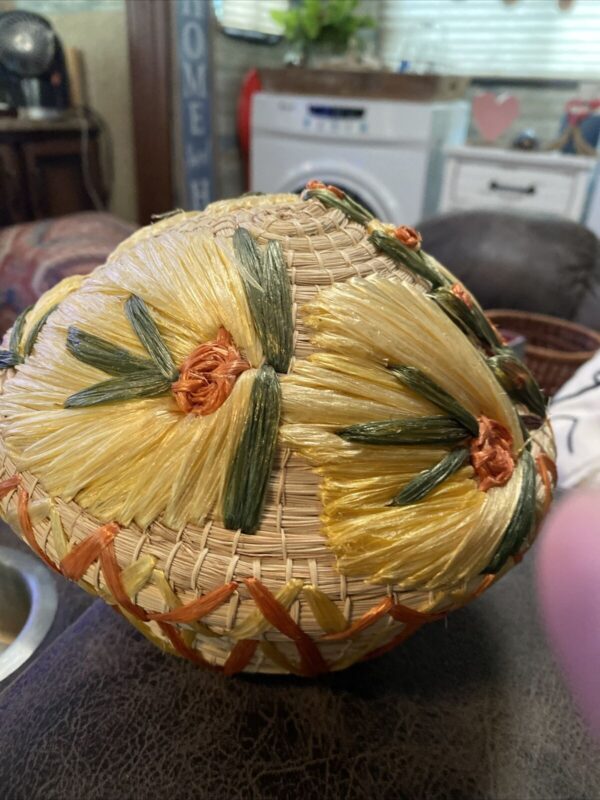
0 187 556 675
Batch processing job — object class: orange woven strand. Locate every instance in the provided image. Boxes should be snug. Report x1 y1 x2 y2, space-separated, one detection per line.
244 578 328 676
17 486 43 558
172 327 250 416
537 452 558 485
99 539 149 621
223 639 259 676
451 282 474 309
0 475 20 498
156 621 221 673
321 597 394 642
388 602 446 625
471 574 496 599
148 582 238 623
389 576 496 626
361 622 423 662
536 453 557 514
394 225 422 250
60 523 119 581
17 486 59 572
470 415 515 492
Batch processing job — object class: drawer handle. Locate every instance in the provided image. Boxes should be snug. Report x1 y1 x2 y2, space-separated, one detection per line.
489 180 536 195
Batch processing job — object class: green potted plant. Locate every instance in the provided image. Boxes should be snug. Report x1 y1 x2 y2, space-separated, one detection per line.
272 0 375 67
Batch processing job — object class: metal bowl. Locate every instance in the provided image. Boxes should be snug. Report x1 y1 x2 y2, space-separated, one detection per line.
0 545 57 683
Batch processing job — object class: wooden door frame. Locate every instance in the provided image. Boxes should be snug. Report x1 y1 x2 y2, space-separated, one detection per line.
126 0 174 224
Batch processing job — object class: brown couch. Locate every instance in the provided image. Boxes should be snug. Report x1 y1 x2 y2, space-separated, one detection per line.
419 210 600 330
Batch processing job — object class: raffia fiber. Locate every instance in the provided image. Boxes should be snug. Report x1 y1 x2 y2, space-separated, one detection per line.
0 194 556 674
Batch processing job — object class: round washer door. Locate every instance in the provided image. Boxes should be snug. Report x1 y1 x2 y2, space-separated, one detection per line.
270 161 402 223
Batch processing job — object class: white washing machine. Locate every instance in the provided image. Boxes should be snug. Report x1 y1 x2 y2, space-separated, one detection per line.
250 92 469 224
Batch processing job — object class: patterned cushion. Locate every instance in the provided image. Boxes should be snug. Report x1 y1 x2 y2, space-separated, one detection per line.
0 212 136 335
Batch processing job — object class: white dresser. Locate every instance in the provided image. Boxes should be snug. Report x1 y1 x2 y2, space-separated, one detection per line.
439 145 598 223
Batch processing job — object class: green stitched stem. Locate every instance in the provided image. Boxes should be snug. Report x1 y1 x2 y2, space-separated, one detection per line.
305 188 443 287
341 192 375 223
482 450 536 574
518 415 535 452
263 240 294 373
223 365 281 534
233 228 294 373
9 305 32 355
0 307 31 368
390 447 470 506
0 351 21 369
64 371 172 408
338 416 470 446
303 188 373 226
125 295 178 381
23 305 58 357
389 365 479 436
67 327 156 375
488 349 547 418
431 287 503 350
368 230 448 289
234 227 269 355
233 226 262 281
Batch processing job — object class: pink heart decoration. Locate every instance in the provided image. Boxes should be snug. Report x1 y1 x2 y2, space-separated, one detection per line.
472 92 520 142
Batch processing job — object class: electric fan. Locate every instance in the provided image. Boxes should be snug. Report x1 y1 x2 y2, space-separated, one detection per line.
0 10 69 119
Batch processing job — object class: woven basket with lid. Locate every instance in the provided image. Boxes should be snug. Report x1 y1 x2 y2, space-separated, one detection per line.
0 189 556 675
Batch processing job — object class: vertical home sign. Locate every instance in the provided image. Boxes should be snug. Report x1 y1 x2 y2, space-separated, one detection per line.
176 0 215 209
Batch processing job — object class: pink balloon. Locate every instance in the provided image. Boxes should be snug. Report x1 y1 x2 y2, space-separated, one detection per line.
536 491 600 739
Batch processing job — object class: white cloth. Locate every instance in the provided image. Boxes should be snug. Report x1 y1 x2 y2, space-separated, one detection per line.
551 349 600 490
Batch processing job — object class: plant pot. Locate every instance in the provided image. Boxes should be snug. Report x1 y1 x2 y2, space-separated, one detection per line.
305 40 349 68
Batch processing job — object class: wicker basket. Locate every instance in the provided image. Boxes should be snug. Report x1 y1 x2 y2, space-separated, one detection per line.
0 191 556 676
487 310 600 397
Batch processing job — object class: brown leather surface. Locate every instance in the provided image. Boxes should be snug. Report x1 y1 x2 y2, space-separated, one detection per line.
0 556 598 800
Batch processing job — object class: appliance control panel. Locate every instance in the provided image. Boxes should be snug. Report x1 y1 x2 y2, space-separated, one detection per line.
253 92 444 143
302 103 369 136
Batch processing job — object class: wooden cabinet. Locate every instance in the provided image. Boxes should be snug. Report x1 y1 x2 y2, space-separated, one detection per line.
0 118 105 226
0 143 28 224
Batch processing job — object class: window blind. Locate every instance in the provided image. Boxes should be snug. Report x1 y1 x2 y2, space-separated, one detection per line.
213 0 288 36
380 0 600 79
